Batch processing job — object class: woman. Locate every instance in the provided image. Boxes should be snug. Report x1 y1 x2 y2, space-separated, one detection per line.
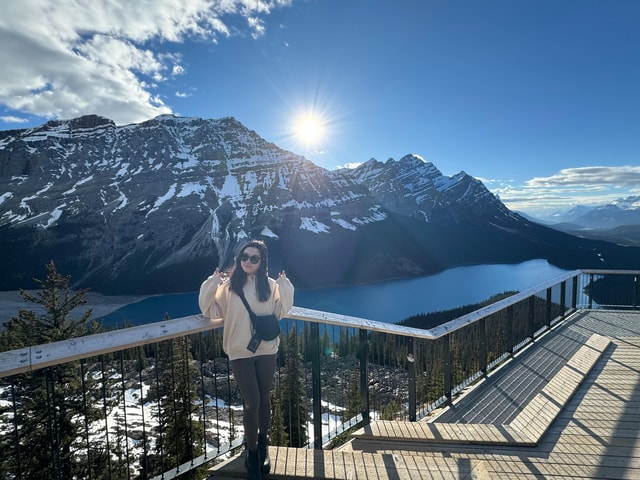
199 240 294 480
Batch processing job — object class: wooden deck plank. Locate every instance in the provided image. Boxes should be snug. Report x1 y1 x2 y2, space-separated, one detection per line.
349 332 611 449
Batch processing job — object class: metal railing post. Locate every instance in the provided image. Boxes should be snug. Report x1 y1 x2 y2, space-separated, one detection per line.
358 329 370 425
572 275 578 309
310 322 323 449
545 287 552 328
528 296 535 340
588 273 594 309
507 305 514 357
560 281 567 317
479 317 487 378
407 337 416 421
10 382 22 480
443 334 452 405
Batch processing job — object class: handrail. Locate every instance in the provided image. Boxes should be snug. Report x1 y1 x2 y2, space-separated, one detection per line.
0 307 442 378
287 306 440 339
580 269 640 275
0 269 585 378
429 269 581 337
0 315 223 378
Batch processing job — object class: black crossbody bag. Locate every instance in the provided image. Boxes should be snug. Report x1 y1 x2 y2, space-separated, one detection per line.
238 293 281 341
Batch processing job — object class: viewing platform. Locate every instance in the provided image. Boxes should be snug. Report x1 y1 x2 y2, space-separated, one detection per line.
1 269 639 480
210 309 640 479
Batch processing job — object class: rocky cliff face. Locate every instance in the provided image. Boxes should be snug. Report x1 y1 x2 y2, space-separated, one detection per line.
1 115 637 294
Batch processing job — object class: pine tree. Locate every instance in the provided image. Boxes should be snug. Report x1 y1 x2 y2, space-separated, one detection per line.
344 366 362 421
337 329 352 356
0 261 108 479
144 334 206 479
381 394 402 420
278 325 309 447
269 380 289 447
321 327 331 356
229 407 238 445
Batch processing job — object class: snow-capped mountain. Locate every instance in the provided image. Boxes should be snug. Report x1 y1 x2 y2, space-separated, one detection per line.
574 196 640 229
611 196 640 211
1 115 638 294
533 197 640 229
538 196 640 247
546 205 597 225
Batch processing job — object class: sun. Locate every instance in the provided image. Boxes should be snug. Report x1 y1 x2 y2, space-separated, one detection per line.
279 95 340 160
295 115 324 145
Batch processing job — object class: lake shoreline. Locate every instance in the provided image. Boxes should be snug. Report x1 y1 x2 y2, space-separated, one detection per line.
0 291 155 328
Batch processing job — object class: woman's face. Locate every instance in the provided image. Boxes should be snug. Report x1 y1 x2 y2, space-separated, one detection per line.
239 246 262 276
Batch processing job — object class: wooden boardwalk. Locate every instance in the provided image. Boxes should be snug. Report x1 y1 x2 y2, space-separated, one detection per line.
209 310 640 479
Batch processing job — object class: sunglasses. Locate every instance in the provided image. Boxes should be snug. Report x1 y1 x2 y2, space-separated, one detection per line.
240 253 262 264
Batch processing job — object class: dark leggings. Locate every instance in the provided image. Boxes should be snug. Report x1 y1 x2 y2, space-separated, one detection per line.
230 354 277 451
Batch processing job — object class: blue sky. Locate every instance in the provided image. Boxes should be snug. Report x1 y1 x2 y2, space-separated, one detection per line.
1 0 639 218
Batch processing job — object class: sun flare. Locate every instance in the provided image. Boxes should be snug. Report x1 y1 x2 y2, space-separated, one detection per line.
295 115 324 145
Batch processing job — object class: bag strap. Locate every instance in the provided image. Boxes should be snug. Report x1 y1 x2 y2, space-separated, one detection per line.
238 292 257 329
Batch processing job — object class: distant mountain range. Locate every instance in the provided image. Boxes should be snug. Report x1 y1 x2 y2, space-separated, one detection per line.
2 114 639 294
524 197 640 246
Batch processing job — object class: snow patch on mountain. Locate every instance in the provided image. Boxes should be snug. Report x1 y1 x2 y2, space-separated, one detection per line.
220 173 241 198
148 183 177 216
611 196 640 211
177 182 207 198
113 191 128 211
332 218 357 230
300 217 331 233
63 175 94 195
261 227 278 238
41 204 66 228
352 207 388 225
115 163 130 178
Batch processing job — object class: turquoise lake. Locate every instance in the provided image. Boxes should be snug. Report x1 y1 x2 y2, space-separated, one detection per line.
99 259 570 327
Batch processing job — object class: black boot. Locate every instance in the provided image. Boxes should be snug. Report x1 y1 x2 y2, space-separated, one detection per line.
245 448 262 480
257 433 271 475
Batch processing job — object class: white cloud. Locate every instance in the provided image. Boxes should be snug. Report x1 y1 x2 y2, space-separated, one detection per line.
336 162 362 170
0 0 293 125
527 166 640 187
485 166 640 217
0 116 29 123
247 17 267 39
171 65 186 76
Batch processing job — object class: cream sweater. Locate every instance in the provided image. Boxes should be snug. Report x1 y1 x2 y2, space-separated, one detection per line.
198 273 294 361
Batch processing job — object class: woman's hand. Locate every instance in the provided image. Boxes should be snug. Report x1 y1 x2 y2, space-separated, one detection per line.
278 270 287 279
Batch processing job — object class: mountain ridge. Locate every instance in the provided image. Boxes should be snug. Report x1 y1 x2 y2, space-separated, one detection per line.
1 114 638 294
523 195 640 246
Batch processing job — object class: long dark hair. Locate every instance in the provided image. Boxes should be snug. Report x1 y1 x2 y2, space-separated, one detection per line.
229 240 271 302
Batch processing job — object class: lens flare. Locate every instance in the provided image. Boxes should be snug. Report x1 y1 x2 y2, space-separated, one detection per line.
295 115 323 145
